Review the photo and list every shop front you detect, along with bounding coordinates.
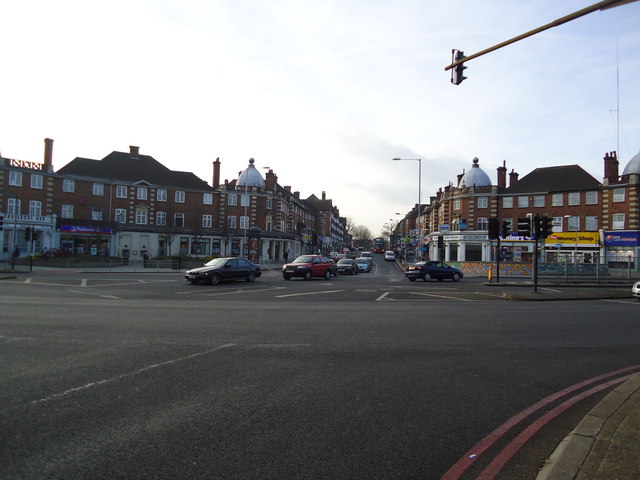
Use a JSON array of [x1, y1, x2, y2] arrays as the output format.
[[603, 231, 639, 270], [59, 225, 113, 256], [542, 231, 601, 264]]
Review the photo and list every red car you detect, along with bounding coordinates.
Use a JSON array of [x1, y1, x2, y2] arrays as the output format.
[[282, 255, 337, 280]]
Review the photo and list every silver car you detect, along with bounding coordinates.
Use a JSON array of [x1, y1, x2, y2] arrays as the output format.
[[355, 257, 372, 273], [633, 281, 640, 301]]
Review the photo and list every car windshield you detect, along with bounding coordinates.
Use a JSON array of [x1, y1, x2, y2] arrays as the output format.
[[356, 259, 367, 263], [205, 258, 230, 267], [337, 259, 352, 264], [292, 255, 316, 263]]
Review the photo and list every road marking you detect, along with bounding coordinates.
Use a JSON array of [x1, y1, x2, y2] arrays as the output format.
[[376, 292, 394, 301], [69, 290, 122, 300], [204, 286, 287, 297], [410, 292, 473, 301], [276, 289, 344, 298], [80, 279, 88, 287], [600, 298, 640, 305], [540, 287, 562, 293], [25, 278, 32, 284]]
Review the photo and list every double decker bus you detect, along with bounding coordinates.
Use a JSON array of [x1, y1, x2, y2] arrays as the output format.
[[373, 237, 386, 253]]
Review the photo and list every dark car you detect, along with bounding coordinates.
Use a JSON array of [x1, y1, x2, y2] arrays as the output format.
[[336, 258, 359, 275], [185, 257, 261, 285], [405, 261, 463, 282], [282, 254, 336, 280]]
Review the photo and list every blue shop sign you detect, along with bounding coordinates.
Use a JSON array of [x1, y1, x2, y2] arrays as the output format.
[[603, 231, 640, 247], [61, 225, 114, 235]]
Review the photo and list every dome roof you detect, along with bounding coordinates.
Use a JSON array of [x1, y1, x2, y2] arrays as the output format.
[[460, 157, 491, 188], [622, 150, 640, 176], [237, 158, 265, 188]]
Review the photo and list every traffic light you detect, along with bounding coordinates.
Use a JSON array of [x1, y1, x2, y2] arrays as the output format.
[[540, 216, 554, 238], [501, 220, 509, 237], [24, 227, 31, 241], [0, 215, 3, 231], [517, 217, 531, 237], [451, 49, 467, 85], [488, 218, 499, 239]]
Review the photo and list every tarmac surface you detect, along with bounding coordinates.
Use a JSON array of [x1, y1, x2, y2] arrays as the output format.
[[2, 262, 639, 479]]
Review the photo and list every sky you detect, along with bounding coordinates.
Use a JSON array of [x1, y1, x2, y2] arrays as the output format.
[[2, 0, 639, 236]]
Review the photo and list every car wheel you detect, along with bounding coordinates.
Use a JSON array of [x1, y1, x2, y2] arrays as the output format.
[[304, 270, 312, 281], [423, 273, 431, 282], [211, 273, 221, 285], [246, 271, 256, 282], [452, 273, 461, 282], [408, 277, 416, 282], [324, 269, 331, 280], [283, 274, 291, 280]]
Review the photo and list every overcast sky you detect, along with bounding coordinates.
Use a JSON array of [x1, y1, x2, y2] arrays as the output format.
[[2, 0, 639, 235]]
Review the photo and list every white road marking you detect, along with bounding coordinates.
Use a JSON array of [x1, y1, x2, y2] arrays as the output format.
[[68, 290, 122, 300], [376, 292, 394, 301], [600, 299, 640, 305], [276, 289, 344, 298], [410, 292, 473, 301], [25, 278, 32, 284], [80, 279, 88, 287], [204, 286, 287, 297]]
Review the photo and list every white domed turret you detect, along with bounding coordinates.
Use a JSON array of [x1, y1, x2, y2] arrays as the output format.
[[460, 157, 491, 188], [237, 158, 265, 188], [622, 150, 640, 176]]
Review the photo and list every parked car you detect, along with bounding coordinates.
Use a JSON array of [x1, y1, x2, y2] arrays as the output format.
[[336, 258, 359, 275], [384, 251, 396, 261], [282, 255, 336, 280], [633, 281, 640, 301], [405, 261, 463, 282], [185, 257, 261, 285], [355, 257, 372, 273]]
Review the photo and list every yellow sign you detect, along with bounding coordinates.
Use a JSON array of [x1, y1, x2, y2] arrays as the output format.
[[544, 232, 598, 245]]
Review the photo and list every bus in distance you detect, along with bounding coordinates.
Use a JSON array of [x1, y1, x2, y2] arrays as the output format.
[[373, 237, 386, 253]]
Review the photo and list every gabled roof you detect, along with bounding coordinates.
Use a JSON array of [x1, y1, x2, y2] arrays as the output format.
[[504, 165, 601, 194], [57, 150, 213, 191]]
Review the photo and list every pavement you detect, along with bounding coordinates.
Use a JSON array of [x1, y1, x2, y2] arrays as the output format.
[[2, 264, 639, 479]]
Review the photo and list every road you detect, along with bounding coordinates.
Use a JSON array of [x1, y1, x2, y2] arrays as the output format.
[[1, 258, 639, 479]]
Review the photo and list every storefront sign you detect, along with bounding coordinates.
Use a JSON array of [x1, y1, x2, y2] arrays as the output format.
[[439, 224, 450, 233], [444, 234, 487, 241], [60, 225, 114, 234], [603, 231, 640, 247], [544, 232, 598, 245]]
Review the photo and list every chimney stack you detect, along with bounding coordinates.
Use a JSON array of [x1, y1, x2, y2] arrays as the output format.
[[509, 169, 519, 187], [212, 157, 221, 188], [322, 191, 326, 200], [43, 138, 54, 172], [130, 146, 140, 157], [603, 151, 619, 180], [497, 160, 507, 189]]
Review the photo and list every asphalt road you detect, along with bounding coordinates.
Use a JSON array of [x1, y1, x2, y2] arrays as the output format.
[[1, 259, 639, 479]]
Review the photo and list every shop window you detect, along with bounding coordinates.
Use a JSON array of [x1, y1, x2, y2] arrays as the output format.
[[191, 239, 211, 256]]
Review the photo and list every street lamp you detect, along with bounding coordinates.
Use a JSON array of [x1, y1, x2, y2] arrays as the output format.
[[393, 158, 422, 261]]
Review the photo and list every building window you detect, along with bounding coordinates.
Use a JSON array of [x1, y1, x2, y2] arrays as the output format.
[[136, 209, 147, 225], [266, 198, 273, 209], [552, 217, 563, 232], [517, 196, 529, 208], [156, 211, 166, 226], [115, 208, 127, 223], [476, 197, 488, 208], [533, 195, 545, 207], [240, 216, 249, 229], [612, 213, 625, 230], [9, 171, 23, 186], [552, 193, 563, 206], [29, 200, 42, 217], [202, 214, 212, 228], [92, 208, 103, 221], [568, 192, 580, 206], [92, 183, 104, 196], [203, 193, 213, 205], [502, 196, 513, 208], [585, 191, 598, 205], [116, 185, 127, 198], [227, 216, 237, 228], [585, 216, 597, 230], [157, 189, 167, 201], [137, 187, 148, 200], [61, 204, 73, 219], [266, 218, 273, 231], [175, 191, 185, 203], [453, 199, 461, 210], [31, 174, 43, 189], [240, 194, 249, 207], [174, 213, 184, 227], [7, 198, 21, 215], [613, 188, 625, 202], [477, 217, 488, 231], [567, 216, 580, 231], [227, 194, 237, 206], [63, 179, 75, 193]]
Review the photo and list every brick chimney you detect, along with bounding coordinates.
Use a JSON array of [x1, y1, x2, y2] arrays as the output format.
[[497, 160, 507, 189], [265, 169, 277, 190], [130, 146, 140, 157], [43, 138, 54, 172], [603, 151, 618, 180], [322, 191, 326, 200], [509, 169, 519, 187], [212, 157, 221, 188]]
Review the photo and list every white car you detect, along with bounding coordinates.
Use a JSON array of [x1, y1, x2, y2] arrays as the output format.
[[633, 281, 640, 301], [384, 251, 396, 261], [355, 257, 372, 272]]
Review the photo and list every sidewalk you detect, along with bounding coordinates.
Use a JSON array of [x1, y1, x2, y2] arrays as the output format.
[[537, 373, 640, 480]]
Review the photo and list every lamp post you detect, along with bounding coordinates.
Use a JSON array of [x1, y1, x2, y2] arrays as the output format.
[[393, 158, 421, 262], [5, 191, 20, 269]]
